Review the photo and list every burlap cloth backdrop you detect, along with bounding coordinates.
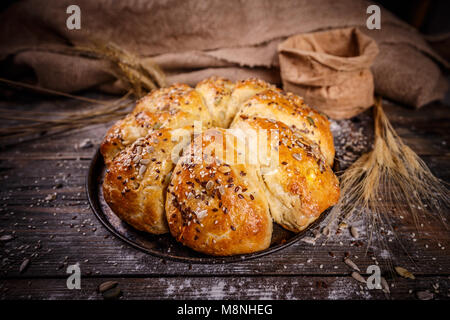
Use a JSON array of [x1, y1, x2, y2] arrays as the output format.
[[0, 0, 448, 110], [279, 28, 380, 119]]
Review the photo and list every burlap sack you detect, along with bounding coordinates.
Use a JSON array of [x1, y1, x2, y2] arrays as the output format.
[[0, 0, 447, 110], [279, 28, 379, 119]]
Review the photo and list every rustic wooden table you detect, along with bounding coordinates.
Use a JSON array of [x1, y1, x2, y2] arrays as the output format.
[[0, 93, 448, 300]]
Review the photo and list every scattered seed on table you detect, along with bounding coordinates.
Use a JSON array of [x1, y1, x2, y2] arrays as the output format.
[[351, 271, 366, 283], [381, 277, 390, 294], [0, 235, 13, 242], [102, 286, 122, 300], [98, 281, 118, 293], [395, 266, 415, 279], [416, 291, 433, 300], [350, 226, 359, 238], [344, 258, 361, 272], [19, 258, 30, 273], [79, 139, 93, 149]]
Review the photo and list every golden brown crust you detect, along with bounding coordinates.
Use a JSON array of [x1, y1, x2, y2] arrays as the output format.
[[103, 127, 193, 234], [101, 76, 340, 254], [224, 78, 275, 128], [165, 129, 272, 255], [230, 89, 335, 166], [232, 117, 340, 232], [100, 83, 212, 165], [195, 77, 235, 128]]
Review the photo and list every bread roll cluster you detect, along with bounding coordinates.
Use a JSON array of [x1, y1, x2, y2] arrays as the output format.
[[101, 77, 340, 256]]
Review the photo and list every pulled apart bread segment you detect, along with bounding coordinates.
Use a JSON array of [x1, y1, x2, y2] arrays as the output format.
[[101, 83, 212, 165], [195, 77, 274, 128], [225, 78, 275, 128], [165, 129, 273, 256], [195, 77, 235, 128], [231, 89, 335, 166], [232, 117, 340, 232], [103, 127, 193, 234]]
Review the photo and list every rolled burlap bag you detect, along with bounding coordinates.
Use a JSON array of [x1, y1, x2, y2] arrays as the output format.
[[278, 28, 379, 119]]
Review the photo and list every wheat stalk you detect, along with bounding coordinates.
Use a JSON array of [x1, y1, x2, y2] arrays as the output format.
[[327, 98, 449, 266], [71, 41, 166, 97], [0, 41, 167, 143]]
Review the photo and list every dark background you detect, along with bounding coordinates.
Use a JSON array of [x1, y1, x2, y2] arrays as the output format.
[[1, 0, 450, 34], [0, 0, 449, 34]]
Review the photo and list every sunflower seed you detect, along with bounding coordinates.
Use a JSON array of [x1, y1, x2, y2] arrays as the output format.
[[321, 227, 330, 236], [0, 235, 13, 242], [139, 165, 147, 177], [381, 277, 390, 294], [196, 209, 208, 220], [350, 226, 359, 238], [351, 271, 366, 283], [395, 266, 415, 279], [19, 258, 30, 273], [416, 290, 433, 300], [301, 236, 316, 244], [344, 258, 361, 272], [102, 286, 122, 300], [140, 158, 150, 165], [98, 281, 118, 293], [206, 180, 214, 190], [133, 155, 142, 163], [79, 139, 93, 149]]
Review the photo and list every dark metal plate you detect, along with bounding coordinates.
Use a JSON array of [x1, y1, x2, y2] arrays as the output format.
[[86, 149, 331, 264]]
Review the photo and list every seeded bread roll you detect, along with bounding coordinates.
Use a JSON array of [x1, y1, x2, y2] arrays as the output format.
[[103, 127, 193, 234], [165, 129, 272, 255], [195, 77, 235, 128], [224, 78, 274, 128], [231, 88, 335, 166], [232, 117, 340, 232], [100, 76, 340, 256], [101, 83, 212, 165]]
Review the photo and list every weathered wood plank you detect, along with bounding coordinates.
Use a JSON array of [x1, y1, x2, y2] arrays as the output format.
[[1, 275, 448, 300], [0, 96, 449, 300], [1, 187, 448, 278]]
